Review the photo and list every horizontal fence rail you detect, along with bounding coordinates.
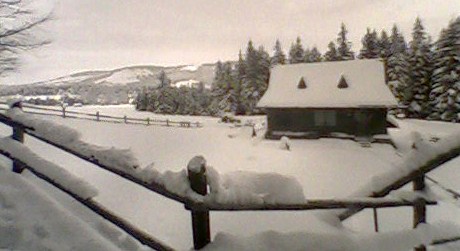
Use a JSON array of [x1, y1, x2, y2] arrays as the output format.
[[0, 102, 202, 128], [1, 103, 459, 250]]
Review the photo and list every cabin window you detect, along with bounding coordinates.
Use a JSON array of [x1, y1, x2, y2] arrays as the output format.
[[314, 111, 336, 126], [337, 75, 349, 89], [298, 77, 307, 89]]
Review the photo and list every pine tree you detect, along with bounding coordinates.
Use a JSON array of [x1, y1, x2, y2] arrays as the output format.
[[359, 28, 380, 59], [288, 37, 305, 64], [336, 23, 354, 60], [386, 24, 410, 107], [157, 70, 171, 88], [210, 61, 235, 113], [389, 24, 408, 56], [407, 17, 433, 118], [387, 52, 411, 105], [241, 41, 270, 114], [271, 39, 286, 65], [379, 30, 392, 59], [429, 17, 460, 121], [304, 47, 322, 63], [324, 41, 339, 61], [306, 46, 322, 62], [234, 50, 246, 114]]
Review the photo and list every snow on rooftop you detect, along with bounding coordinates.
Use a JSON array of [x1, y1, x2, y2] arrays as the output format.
[[257, 59, 398, 108]]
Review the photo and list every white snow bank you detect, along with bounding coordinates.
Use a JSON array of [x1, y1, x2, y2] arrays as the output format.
[[0, 165, 128, 251], [0, 137, 98, 199], [205, 166, 306, 205], [180, 65, 198, 72], [7, 108, 140, 174], [354, 130, 460, 198], [203, 222, 460, 251]]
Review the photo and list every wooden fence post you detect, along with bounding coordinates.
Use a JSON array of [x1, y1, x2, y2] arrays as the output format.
[[124, 115, 127, 124], [187, 156, 210, 250], [166, 119, 169, 127], [146, 117, 150, 126], [96, 111, 100, 121], [413, 175, 426, 251], [10, 101, 25, 173], [373, 208, 379, 232], [62, 105, 66, 118]]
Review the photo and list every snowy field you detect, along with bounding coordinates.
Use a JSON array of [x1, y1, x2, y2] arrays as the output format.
[[1, 105, 460, 250]]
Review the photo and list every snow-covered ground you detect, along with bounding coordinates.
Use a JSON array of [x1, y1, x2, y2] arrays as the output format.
[[1, 105, 460, 250]]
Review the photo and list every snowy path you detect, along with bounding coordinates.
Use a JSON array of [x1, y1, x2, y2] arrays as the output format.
[[1, 105, 460, 250]]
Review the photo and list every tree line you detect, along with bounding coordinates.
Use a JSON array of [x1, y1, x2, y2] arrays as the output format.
[[136, 16, 460, 121]]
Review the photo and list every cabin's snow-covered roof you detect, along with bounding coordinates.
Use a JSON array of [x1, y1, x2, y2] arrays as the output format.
[[257, 59, 398, 108]]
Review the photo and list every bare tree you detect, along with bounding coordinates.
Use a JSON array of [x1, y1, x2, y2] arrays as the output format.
[[0, 0, 52, 76]]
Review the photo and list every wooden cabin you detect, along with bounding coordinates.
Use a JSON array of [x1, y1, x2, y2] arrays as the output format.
[[257, 59, 398, 139]]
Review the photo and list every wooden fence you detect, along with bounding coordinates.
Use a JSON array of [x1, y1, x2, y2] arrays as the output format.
[[0, 102, 201, 128], [1, 103, 459, 250]]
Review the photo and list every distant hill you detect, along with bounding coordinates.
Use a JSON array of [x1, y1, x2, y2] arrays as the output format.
[[0, 64, 216, 105]]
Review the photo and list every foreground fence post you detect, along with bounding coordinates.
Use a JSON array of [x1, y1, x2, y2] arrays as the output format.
[[123, 115, 128, 124], [146, 117, 150, 126], [373, 208, 379, 232], [413, 175, 426, 251], [166, 119, 170, 127], [62, 105, 66, 118], [10, 101, 25, 173], [187, 156, 210, 250], [96, 111, 100, 121]]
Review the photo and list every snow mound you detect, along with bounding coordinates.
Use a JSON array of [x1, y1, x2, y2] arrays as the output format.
[[0, 163, 145, 250], [203, 222, 460, 251], [0, 137, 98, 199], [180, 65, 198, 72], [6, 108, 140, 174], [205, 166, 306, 205]]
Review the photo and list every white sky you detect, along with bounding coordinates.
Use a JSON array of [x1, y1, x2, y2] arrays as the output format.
[[2, 0, 459, 85]]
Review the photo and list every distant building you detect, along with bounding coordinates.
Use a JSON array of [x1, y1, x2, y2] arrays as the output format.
[[257, 59, 398, 139]]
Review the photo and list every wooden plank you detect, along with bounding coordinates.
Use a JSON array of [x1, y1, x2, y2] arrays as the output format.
[[186, 199, 436, 212]]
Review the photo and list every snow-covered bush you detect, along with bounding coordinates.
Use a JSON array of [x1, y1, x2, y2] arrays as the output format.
[[279, 136, 291, 151]]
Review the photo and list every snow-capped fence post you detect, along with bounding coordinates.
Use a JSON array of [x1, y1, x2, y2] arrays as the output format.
[[96, 111, 100, 121], [10, 101, 25, 173], [187, 156, 210, 250], [413, 174, 427, 251], [62, 106, 66, 118], [123, 115, 127, 124]]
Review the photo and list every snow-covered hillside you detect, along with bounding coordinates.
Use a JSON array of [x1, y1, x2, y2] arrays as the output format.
[[0, 64, 216, 105], [1, 105, 460, 250]]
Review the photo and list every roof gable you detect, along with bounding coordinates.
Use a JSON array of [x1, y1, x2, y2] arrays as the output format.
[[257, 59, 398, 108]]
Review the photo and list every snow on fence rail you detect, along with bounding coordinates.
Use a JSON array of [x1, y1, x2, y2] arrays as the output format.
[[0, 101, 202, 128], [1, 103, 459, 250]]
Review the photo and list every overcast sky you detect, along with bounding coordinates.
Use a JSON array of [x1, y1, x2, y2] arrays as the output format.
[[2, 0, 460, 85]]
